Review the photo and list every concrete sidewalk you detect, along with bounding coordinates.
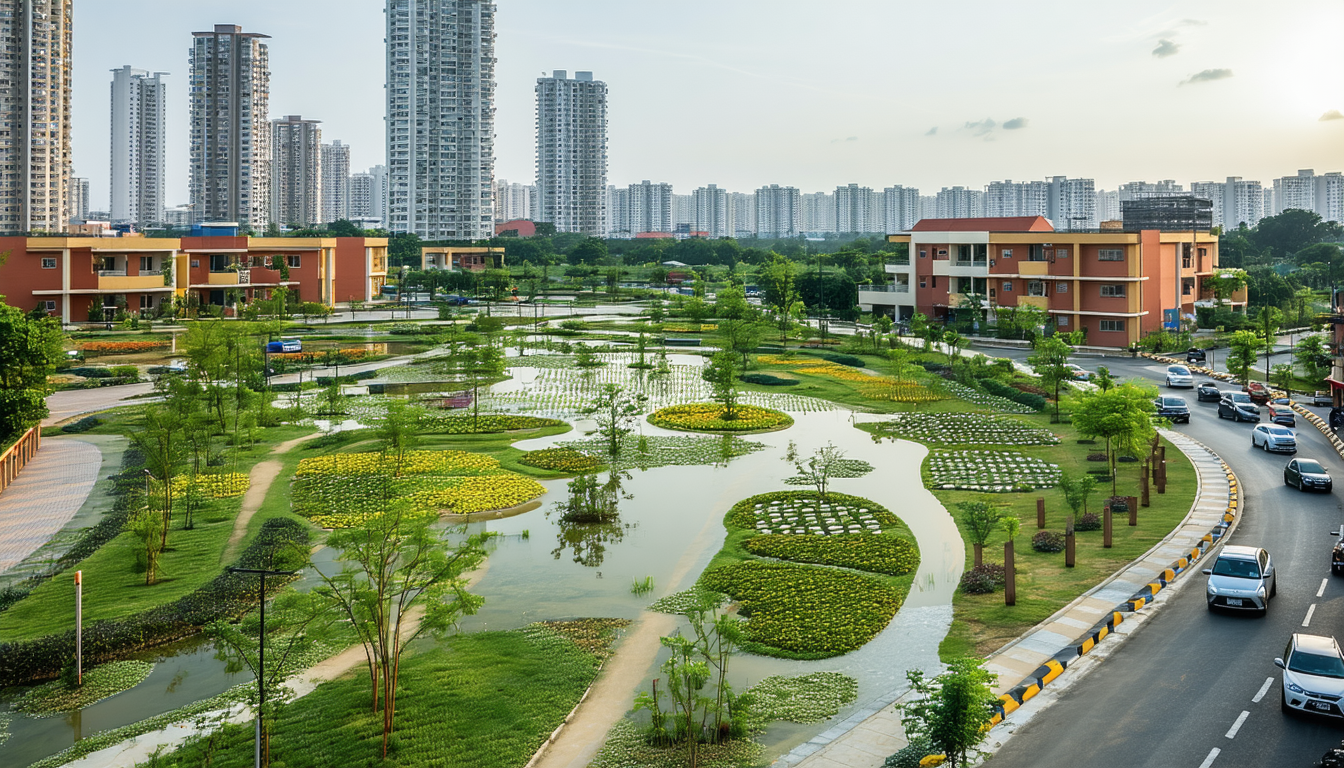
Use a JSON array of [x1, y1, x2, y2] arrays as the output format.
[[0, 437, 103, 574], [779, 430, 1234, 767]]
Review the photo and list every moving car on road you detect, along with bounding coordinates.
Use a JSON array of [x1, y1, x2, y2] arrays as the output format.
[[1186, 347, 1207, 365], [1246, 381, 1272, 404], [1252, 424, 1297, 453], [1165, 365, 1195, 388], [1205, 545, 1275, 614], [1276, 634, 1344, 717], [1284, 458, 1332, 493], [1332, 530, 1344, 575], [1153, 396, 1191, 424], [1219, 392, 1261, 422], [1196, 381, 1222, 402], [1267, 403, 1297, 427]]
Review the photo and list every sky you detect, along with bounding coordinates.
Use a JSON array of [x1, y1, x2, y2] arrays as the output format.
[[75, 0, 1344, 211]]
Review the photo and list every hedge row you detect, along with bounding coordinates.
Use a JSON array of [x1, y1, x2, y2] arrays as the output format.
[[0, 518, 310, 686], [741, 373, 800, 387], [978, 377, 1047, 411]]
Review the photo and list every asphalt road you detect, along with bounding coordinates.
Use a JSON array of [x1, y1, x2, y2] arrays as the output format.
[[982, 354, 1344, 768]]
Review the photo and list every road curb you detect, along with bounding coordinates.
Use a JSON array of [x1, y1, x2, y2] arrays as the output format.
[[1290, 403, 1344, 459]]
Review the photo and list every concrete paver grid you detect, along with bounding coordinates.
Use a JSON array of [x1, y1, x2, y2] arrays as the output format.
[[0, 438, 102, 574]]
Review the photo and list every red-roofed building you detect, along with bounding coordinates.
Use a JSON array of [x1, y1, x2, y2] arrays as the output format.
[[495, 219, 537, 237], [908, 216, 1054, 233]]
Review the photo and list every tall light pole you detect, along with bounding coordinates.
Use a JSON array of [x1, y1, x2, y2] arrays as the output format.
[[228, 566, 297, 768]]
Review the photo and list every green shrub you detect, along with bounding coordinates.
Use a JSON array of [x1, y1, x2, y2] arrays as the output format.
[[740, 373, 800, 387], [885, 737, 936, 768], [819, 353, 865, 367], [1032, 531, 1066, 553], [109, 365, 139, 379], [60, 416, 101, 434], [743, 534, 919, 576], [959, 563, 1006, 594], [978, 377, 1047, 411]]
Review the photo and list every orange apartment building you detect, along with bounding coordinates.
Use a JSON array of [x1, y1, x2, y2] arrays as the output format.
[[0, 232, 388, 323], [420, 246, 505, 272], [862, 217, 1247, 348]]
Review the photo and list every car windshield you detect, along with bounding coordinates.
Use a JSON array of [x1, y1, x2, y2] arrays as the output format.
[[1268, 428, 1293, 437], [1290, 651, 1344, 679], [1212, 557, 1261, 579], [1230, 393, 1252, 404], [1170, 367, 1190, 375], [1299, 460, 1327, 474], [1162, 398, 1186, 406]]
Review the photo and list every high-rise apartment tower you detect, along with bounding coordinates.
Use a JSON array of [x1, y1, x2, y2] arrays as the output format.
[[535, 70, 607, 235], [271, 115, 322, 228], [321, 140, 350, 223], [110, 67, 167, 228]]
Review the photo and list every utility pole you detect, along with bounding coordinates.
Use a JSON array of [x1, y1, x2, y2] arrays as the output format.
[[74, 570, 82, 685], [228, 566, 297, 768]]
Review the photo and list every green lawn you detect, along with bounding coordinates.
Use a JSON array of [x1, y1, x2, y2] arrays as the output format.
[[139, 624, 613, 768]]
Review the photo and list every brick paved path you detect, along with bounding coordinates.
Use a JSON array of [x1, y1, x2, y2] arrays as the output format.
[[0, 438, 102, 574]]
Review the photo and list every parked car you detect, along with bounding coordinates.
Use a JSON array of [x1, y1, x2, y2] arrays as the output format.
[[1064, 363, 1092, 381], [1186, 348, 1207, 365], [1253, 424, 1298, 453], [1276, 634, 1344, 717], [1285, 458, 1333, 493], [1219, 392, 1261, 422], [1314, 391, 1335, 407], [1247, 381, 1272, 404], [1154, 396, 1191, 424], [1204, 545, 1275, 613], [1332, 529, 1344, 575], [1197, 382, 1223, 402], [266, 338, 302, 354], [1166, 365, 1195, 388], [1268, 404, 1297, 427]]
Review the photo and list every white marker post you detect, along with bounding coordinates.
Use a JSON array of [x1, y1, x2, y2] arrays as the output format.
[[75, 570, 82, 685]]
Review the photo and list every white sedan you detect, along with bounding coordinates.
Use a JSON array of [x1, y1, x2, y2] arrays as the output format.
[[1165, 365, 1195, 388], [1252, 424, 1297, 453]]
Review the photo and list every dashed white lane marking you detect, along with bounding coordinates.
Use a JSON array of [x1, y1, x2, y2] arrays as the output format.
[[1198, 747, 1221, 768], [1319, 578, 1329, 598], [1253, 677, 1275, 703], [1304, 604, 1317, 628], [1225, 710, 1250, 739]]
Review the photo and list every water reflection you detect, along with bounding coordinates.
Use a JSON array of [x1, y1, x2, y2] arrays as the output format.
[[549, 468, 634, 567]]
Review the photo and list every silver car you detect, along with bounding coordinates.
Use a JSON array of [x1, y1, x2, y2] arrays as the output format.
[[1276, 634, 1344, 718], [1252, 424, 1298, 454], [1204, 545, 1276, 613], [1165, 365, 1195, 388]]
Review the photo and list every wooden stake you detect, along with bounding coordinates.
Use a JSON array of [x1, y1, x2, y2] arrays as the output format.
[[1065, 516, 1076, 568], [1037, 497, 1046, 529], [1005, 541, 1017, 607], [1104, 503, 1113, 548]]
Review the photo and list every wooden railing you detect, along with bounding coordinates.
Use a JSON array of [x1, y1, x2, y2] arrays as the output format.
[[0, 427, 41, 494]]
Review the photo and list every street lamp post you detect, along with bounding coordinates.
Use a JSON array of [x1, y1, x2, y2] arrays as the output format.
[[228, 567, 297, 768]]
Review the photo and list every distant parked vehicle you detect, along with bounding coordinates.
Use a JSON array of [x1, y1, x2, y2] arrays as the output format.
[[1252, 424, 1297, 453], [1196, 382, 1222, 402], [1186, 348, 1207, 365], [1064, 363, 1092, 381]]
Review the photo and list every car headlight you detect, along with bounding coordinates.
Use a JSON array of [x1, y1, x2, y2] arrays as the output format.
[[1289, 682, 1305, 694], [1257, 585, 1267, 597], [1208, 583, 1218, 595]]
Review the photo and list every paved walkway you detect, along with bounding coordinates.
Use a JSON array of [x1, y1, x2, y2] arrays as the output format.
[[781, 430, 1232, 767], [0, 438, 103, 574], [43, 383, 156, 426]]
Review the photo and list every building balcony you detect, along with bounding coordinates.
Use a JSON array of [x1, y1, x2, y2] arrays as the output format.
[[859, 284, 910, 295], [1018, 261, 1050, 276], [98, 274, 165, 292], [1018, 296, 1049, 310], [207, 269, 250, 286]]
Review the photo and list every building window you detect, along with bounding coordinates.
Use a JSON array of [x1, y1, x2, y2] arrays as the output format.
[[919, 249, 927, 258], [139, 295, 152, 309], [1028, 245, 1047, 262], [140, 256, 154, 271], [919, 279, 927, 289], [1100, 284, 1127, 297], [1027, 281, 1046, 297], [1100, 319, 1125, 332], [287, 254, 302, 268], [1056, 282, 1069, 293], [1055, 248, 1070, 258], [1057, 315, 1069, 326], [40, 257, 56, 269], [1098, 249, 1124, 262], [1198, 247, 1208, 258], [191, 260, 200, 268], [44, 301, 55, 312], [1001, 249, 1013, 259], [1002, 281, 1013, 292]]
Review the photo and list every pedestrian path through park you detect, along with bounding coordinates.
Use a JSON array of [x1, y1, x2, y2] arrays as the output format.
[[0, 437, 102, 575]]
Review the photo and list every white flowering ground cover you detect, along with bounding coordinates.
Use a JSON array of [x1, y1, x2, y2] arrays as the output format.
[[874, 412, 1059, 446], [941, 380, 1037, 414], [927, 449, 1061, 492], [557, 434, 765, 470], [746, 498, 888, 536], [784, 459, 874, 486]]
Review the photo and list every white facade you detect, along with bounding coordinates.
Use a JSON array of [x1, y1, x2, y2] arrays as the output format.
[[672, 194, 694, 228], [1096, 189, 1121, 223], [802, 192, 835, 234], [935, 186, 984, 219], [162, 205, 192, 229], [1190, 181, 1225, 227], [1316, 172, 1343, 224], [69, 177, 89, 223], [755, 185, 802, 238], [493, 178, 534, 223], [0, 0, 72, 232], [110, 66, 167, 228], [1047, 176, 1096, 231], [271, 115, 322, 228], [535, 70, 607, 235], [834, 184, 883, 233], [607, 185, 631, 237], [693, 185, 731, 239], [983, 180, 1049, 219], [1274, 169, 1316, 215], [386, 0, 496, 239], [1118, 180, 1183, 201], [883, 185, 920, 233], [731, 192, 756, 238], [625, 181, 672, 234], [321, 140, 350, 223], [189, 25, 271, 229], [1223, 177, 1265, 229]]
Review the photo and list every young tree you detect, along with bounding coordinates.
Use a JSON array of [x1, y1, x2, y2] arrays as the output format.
[[584, 383, 648, 457], [1092, 365, 1115, 392], [1209, 268, 1249, 307], [1257, 306, 1284, 381], [910, 312, 933, 351], [1070, 383, 1158, 495], [942, 329, 965, 365], [1225, 330, 1265, 387], [1272, 362, 1297, 397], [459, 338, 505, 430], [313, 499, 489, 759], [378, 399, 422, 476], [1057, 472, 1098, 522], [1295, 334, 1332, 385], [0, 298, 64, 439], [897, 658, 999, 768], [133, 406, 187, 549], [701, 350, 740, 419], [783, 440, 850, 501], [1028, 335, 1075, 422], [957, 500, 1003, 567], [720, 318, 766, 371]]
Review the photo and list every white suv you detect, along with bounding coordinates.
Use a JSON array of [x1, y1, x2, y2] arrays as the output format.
[[1277, 634, 1344, 718], [1165, 365, 1194, 388]]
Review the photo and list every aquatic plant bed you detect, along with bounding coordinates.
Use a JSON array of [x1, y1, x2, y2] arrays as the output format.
[[292, 450, 545, 527], [519, 447, 607, 473], [417, 413, 565, 434], [743, 534, 919, 576], [12, 660, 153, 716], [872, 412, 1060, 446], [699, 561, 902, 658], [117, 621, 624, 768], [941, 380, 1038, 414], [726, 491, 901, 535], [648, 404, 793, 433], [927, 450, 1061, 491], [556, 434, 766, 470], [758, 355, 943, 404], [648, 586, 729, 615], [785, 458, 873, 485]]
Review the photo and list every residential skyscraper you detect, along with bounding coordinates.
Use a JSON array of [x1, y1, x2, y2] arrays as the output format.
[[626, 181, 673, 234], [386, 0, 496, 238], [883, 186, 921, 233], [110, 66, 167, 228], [350, 172, 378, 221], [693, 185, 731, 239], [835, 184, 882, 233], [321, 140, 350, 223], [983, 180, 1049, 219], [730, 192, 756, 238], [271, 115, 322, 228], [1047, 176, 1097, 231], [1190, 181, 1225, 227], [802, 192, 835, 234], [367, 164, 389, 227], [189, 24, 271, 229], [1273, 170, 1316, 215], [1118, 180, 1183, 201], [672, 194, 694, 228], [69, 177, 89, 223], [935, 186, 984, 219], [535, 70, 607, 235], [755, 185, 802, 238], [0, 0, 72, 232], [1223, 177, 1265, 229], [493, 179, 534, 223], [607, 185, 631, 237], [1096, 189, 1121, 223], [1316, 172, 1343, 224]]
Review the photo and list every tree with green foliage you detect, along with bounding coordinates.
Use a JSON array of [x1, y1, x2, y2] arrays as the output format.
[[1252, 209, 1344, 259], [1256, 306, 1284, 381], [133, 405, 186, 550], [683, 296, 713, 324], [1295, 334, 1332, 385], [897, 658, 999, 768], [1093, 366, 1115, 392], [128, 506, 166, 586], [0, 297, 63, 440], [1057, 472, 1098, 522], [1225, 330, 1264, 387], [1069, 383, 1158, 495], [1027, 335, 1074, 422], [942, 329, 965, 366], [957, 500, 1002, 567], [1208, 268, 1248, 307], [635, 608, 744, 759], [910, 312, 933, 351], [312, 500, 489, 759], [1272, 362, 1297, 397], [460, 339, 505, 431], [782, 440, 849, 501], [378, 399, 422, 476], [1295, 243, 1344, 289], [584, 383, 648, 457], [568, 237, 609, 265], [701, 350, 740, 419]]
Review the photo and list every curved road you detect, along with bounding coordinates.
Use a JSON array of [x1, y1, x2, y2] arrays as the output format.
[[984, 353, 1344, 768]]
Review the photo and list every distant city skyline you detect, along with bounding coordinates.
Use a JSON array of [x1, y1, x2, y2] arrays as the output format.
[[71, 1, 1343, 216]]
